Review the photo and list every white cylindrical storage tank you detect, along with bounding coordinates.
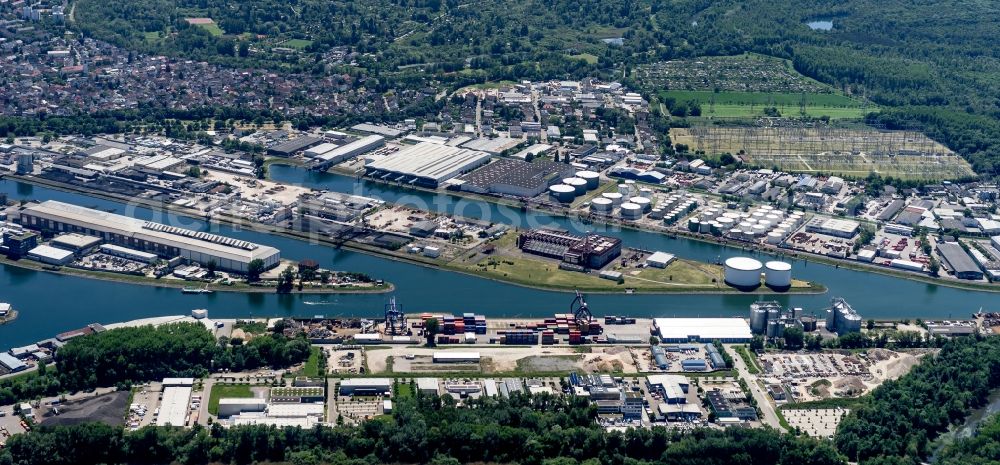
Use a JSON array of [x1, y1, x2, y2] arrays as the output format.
[[638, 188, 653, 199], [739, 221, 754, 230], [723, 212, 741, 220], [620, 202, 642, 220], [717, 217, 735, 229], [728, 228, 742, 239], [757, 220, 773, 230], [751, 211, 766, 221], [773, 228, 788, 238], [649, 208, 664, 220], [618, 184, 630, 195], [603, 192, 624, 206], [576, 170, 600, 190], [724, 257, 763, 288], [751, 224, 767, 236], [563, 177, 588, 194], [699, 220, 711, 233], [590, 197, 613, 213], [688, 217, 701, 232], [709, 221, 722, 236], [759, 205, 773, 212], [766, 214, 781, 223], [549, 184, 576, 203], [764, 261, 793, 288], [766, 232, 783, 244], [631, 196, 652, 213]]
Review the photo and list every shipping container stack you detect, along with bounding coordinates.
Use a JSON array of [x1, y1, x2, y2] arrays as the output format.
[[437, 335, 461, 344], [569, 329, 582, 344], [541, 330, 555, 345], [604, 315, 636, 325], [498, 330, 539, 345], [463, 313, 487, 334]]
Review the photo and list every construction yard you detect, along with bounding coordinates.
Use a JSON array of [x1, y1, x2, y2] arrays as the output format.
[[759, 349, 926, 403], [671, 126, 974, 180]]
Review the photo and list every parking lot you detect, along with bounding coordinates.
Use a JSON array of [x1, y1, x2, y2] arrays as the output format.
[[127, 383, 163, 429], [783, 408, 850, 439]]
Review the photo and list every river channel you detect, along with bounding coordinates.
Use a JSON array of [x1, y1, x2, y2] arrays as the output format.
[[0, 167, 995, 347]]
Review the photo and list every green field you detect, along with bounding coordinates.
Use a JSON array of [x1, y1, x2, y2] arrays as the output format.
[[566, 53, 599, 64], [196, 23, 225, 37], [208, 384, 254, 415], [283, 39, 314, 50], [299, 347, 322, 377], [660, 90, 872, 119]]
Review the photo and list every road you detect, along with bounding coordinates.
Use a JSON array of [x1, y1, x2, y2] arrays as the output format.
[[726, 345, 785, 430]]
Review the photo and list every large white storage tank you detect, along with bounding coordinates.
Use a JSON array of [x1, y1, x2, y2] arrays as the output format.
[[724, 257, 763, 288], [590, 197, 613, 213], [549, 184, 576, 203], [602, 192, 624, 206], [576, 171, 600, 189], [764, 261, 793, 288], [563, 177, 588, 195], [620, 202, 642, 220], [630, 196, 652, 213]]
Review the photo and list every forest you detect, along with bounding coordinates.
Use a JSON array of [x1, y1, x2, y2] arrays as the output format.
[[0, 390, 846, 465], [0, 323, 310, 405], [834, 336, 1000, 464], [934, 412, 1000, 465]]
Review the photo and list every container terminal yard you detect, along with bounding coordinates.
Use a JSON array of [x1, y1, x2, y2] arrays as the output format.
[[0, 292, 983, 440]]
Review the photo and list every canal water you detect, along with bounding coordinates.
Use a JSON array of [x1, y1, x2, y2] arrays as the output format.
[[0, 169, 995, 348]]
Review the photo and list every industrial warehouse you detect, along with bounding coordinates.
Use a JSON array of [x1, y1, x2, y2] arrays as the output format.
[[652, 318, 753, 343], [455, 158, 576, 198], [19, 200, 281, 273], [364, 142, 491, 188], [517, 229, 622, 269]]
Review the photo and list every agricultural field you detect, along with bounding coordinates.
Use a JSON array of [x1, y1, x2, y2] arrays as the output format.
[[659, 90, 873, 119], [671, 126, 976, 180]]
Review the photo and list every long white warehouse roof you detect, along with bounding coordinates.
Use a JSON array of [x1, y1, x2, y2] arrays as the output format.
[[367, 142, 490, 182], [315, 135, 385, 162], [654, 318, 753, 341], [21, 201, 279, 265]]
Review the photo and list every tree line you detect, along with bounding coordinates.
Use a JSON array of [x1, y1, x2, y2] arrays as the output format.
[[0, 322, 310, 406]]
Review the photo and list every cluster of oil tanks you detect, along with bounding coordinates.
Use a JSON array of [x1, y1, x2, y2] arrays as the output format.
[[549, 170, 601, 202], [656, 194, 698, 224], [688, 205, 805, 243], [723, 257, 793, 289], [589, 182, 680, 221]]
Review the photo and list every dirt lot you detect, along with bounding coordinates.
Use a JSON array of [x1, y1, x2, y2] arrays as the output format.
[[367, 345, 639, 374], [39, 391, 129, 428], [761, 349, 926, 402]]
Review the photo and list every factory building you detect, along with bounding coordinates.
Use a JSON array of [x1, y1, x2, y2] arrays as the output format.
[[645, 251, 676, 269], [936, 242, 984, 280], [268, 136, 323, 156], [704, 343, 726, 369], [653, 318, 752, 343], [339, 378, 393, 396], [0, 353, 27, 373], [825, 298, 862, 336], [365, 142, 491, 188], [646, 374, 690, 404], [157, 378, 194, 427], [50, 233, 102, 255], [517, 229, 622, 269], [20, 201, 280, 273], [27, 244, 74, 265], [309, 135, 386, 170], [416, 378, 440, 395], [456, 158, 575, 198], [805, 217, 860, 238]]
